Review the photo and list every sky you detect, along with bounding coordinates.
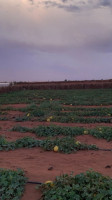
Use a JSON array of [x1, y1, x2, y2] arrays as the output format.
[[0, 0, 112, 82]]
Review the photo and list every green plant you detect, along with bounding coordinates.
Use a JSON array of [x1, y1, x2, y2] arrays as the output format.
[[38, 170, 112, 200], [51, 116, 112, 123], [11, 125, 85, 137], [0, 89, 112, 105], [0, 135, 98, 153], [90, 127, 112, 141], [11, 125, 112, 141], [14, 115, 32, 122], [0, 168, 27, 200], [0, 117, 8, 121], [42, 137, 98, 153], [0, 135, 41, 151]]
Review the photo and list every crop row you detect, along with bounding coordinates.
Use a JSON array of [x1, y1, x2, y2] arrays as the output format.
[[0, 135, 98, 153], [0, 113, 112, 124], [1, 102, 112, 117], [18, 102, 112, 116], [39, 170, 112, 200], [0, 168, 27, 200], [14, 115, 112, 123], [0, 169, 112, 200], [12, 125, 112, 141], [1, 113, 111, 123], [1, 168, 112, 200], [0, 89, 112, 105]]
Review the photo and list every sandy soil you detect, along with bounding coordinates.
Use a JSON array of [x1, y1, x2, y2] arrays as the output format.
[[1, 104, 28, 108], [0, 104, 112, 200], [0, 147, 112, 200]]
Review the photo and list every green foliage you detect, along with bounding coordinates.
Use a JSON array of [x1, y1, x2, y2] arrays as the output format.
[[31, 109, 45, 117], [63, 107, 112, 116], [90, 127, 112, 141], [14, 106, 112, 123], [38, 170, 112, 200], [51, 116, 112, 123], [12, 125, 30, 133], [0, 111, 7, 115], [15, 101, 112, 123], [42, 137, 98, 153], [14, 115, 112, 123], [39, 101, 62, 111], [19, 103, 37, 112], [35, 125, 84, 137], [14, 115, 32, 122], [18, 101, 62, 118], [57, 108, 112, 117], [0, 90, 112, 124], [0, 135, 41, 151], [11, 125, 112, 141], [0, 117, 8, 121], [0, 168, 27, 200], [0, 135, 98, 153], [19, 104, 45, 116], [0, 89, 112, 105], [11, 125, 85, 137]]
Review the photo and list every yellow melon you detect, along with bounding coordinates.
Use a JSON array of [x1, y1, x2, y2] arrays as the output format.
[[84, 130, 88, 135], [75, 141, 81, 145], [45, 181, 54, 187], [47, 118, 50, 122], [53, 146, 59, 152]]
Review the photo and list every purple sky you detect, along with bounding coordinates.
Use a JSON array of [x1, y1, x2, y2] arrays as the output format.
[[0, 0, 112, 82]]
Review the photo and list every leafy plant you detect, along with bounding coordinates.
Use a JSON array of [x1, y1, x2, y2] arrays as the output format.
[[14, 115, 32, 122], [11, 125, 112, 141], [0, 168, 27, 200], [38, 170, 112, 200], [90, 126, 112, 141], [0, 135, 98, 153], [0, 89, 112, 105], [11, 125, 85, 137], [0, 135, 41, 151], [42, 136, 98, 153]]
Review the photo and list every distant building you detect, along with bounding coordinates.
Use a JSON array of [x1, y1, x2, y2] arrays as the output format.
[[0, 82, 10, 87]]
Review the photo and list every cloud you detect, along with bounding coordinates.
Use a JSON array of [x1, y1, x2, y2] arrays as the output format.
[[99, 0, 112, 7], [26, 0, 112, 13], [42, 0, 112, 12], [62, 4, 80, 12], [28, 0, 34, 5], [86, 35, 112, 53], [42, 0, 81, 12], [2, 29, 112, 56], [61, 0, 68, 2], [1, 1, 112, 54]]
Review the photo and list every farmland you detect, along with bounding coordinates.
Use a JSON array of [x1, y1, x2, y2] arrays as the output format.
[[0, 88, 112, 199]]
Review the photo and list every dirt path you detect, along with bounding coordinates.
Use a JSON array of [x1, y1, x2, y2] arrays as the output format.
[[0, 148, 112, 200]]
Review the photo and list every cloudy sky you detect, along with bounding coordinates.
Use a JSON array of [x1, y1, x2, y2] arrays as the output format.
[[0, 0, 112, 82]]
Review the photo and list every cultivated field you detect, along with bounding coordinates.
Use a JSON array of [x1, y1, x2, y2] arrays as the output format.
[[0, 88, 112, 200]]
